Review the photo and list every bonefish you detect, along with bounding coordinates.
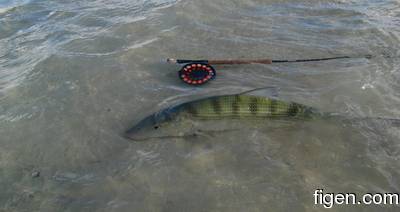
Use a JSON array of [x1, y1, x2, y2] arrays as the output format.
[[125, 90, 333, 141], [125, 90, 400, 141]]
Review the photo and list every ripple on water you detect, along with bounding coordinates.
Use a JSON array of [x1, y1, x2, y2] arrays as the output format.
[[1, 0, 400, 211], [0, 0, 31, 14], [0, 0, 179, 93]]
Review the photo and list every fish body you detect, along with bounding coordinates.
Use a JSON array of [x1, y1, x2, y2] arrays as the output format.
[[126, 94, 323, 141], [177, 95, 317, 119]]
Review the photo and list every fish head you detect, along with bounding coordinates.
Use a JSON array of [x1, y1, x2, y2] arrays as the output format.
[[125, 108, 186, 141]]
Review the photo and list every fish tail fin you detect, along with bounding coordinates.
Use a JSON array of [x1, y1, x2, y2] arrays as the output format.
[[319, 113, 400, 127], [339, 116, 400, 127], [362, 117, 400, 127]]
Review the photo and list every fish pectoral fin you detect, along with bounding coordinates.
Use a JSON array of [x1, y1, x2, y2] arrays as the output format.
[[186, 128, 240, 138]]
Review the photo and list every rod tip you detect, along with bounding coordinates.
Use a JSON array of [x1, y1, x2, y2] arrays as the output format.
[[166, 58, 177, 64]]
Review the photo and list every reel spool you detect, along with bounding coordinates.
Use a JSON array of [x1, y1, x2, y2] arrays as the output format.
[[178, 63, 216, 85]]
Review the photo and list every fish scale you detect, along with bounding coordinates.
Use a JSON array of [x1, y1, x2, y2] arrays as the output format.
[[180, 95, 314, 119]]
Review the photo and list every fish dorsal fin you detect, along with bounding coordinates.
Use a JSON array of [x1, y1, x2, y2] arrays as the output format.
[[237, 86, 279, 98]]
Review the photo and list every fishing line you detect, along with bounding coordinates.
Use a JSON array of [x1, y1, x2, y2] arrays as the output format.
[[167, 55, 373, 85]]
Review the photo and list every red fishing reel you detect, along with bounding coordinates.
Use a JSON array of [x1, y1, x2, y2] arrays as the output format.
[[178, 63, 216, 85]]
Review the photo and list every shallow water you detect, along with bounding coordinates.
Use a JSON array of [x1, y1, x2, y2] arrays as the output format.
[[1, 0, 400, 211]]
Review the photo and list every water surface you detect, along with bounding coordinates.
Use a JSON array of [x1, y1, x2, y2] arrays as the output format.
[[1, 0, 400, 211]]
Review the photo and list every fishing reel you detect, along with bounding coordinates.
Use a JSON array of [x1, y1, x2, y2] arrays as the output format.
[[178, 63, 216, 85], [168, 55, 361, 86]]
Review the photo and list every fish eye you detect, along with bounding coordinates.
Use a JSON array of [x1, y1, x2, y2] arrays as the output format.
[[153, 125, 159, 130]]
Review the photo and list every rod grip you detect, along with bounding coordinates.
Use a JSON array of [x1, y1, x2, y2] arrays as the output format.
[[208, 59, 272, 65]]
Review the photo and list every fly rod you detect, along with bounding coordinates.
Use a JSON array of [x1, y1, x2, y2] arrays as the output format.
[[167, 55, 373, 85]]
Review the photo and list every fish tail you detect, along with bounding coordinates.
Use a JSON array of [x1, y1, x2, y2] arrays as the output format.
[[359, 117, 400, 127], [324, 113, 400, 127]]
